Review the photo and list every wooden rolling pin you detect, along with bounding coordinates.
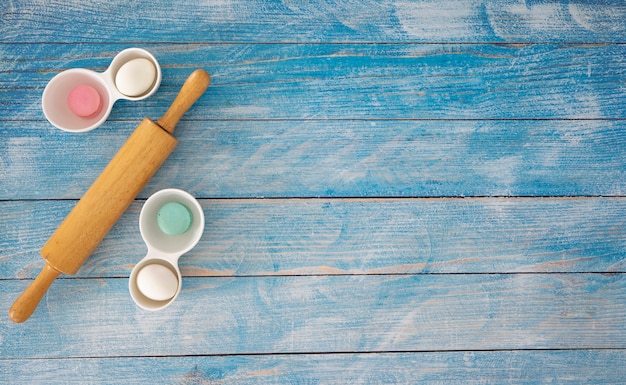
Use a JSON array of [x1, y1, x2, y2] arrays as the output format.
[[9, 69, 211, 323]]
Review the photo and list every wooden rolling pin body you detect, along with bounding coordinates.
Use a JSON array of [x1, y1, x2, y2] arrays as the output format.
[[43, 119, 177, 273], [9, 69, 210, 323]]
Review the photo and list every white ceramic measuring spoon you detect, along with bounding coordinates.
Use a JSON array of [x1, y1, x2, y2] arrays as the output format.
[[42, 47, 161, 133], [129, 189, 205, 311]]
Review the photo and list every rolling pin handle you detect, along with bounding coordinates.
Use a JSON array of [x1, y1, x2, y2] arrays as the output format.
[[157, 69, 211, 134], [9, 263, 61, 323]]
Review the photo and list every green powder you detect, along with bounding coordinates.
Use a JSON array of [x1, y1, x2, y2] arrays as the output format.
[[157, 202, 192, 236]]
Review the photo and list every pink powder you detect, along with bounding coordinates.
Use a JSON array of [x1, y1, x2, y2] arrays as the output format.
[[67, 84, 102, 118]]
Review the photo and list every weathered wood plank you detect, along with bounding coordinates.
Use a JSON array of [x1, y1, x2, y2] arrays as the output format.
[[1, 119, 624, 200], [1, 198, 625, 280], [1, 273, 624, 358], [2, 350, 626, 384], [1, 43, 626, 120], [2, 1, 625, 43], [2, 0, 625, 383]]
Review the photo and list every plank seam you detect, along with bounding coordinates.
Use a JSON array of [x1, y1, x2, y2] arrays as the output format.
[[2, 347, 625, 362]]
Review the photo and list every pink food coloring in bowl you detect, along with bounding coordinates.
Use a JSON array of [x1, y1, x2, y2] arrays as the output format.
[[67, 84, 102, 118]]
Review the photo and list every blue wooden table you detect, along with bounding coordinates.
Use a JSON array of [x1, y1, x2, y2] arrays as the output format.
[[2, 1, 626, 383]]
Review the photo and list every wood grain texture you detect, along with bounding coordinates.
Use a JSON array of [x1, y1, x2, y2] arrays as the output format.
[[2, 43, 626, 120], [2, 351, 626, 384], [1, 198, 625, 280], [1, 274, 625, 358], [2, 1, 625, 43], [1, 119, 625, 199], [1, 0, 625, 383]]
